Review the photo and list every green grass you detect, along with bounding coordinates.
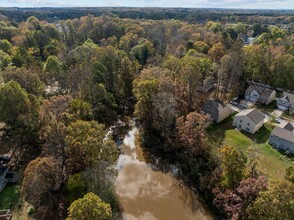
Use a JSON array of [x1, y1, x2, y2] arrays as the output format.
[[207, 116, 293, 179], [206, 114, 235, 145], [223, 129, 293, 179], [0, 183, 20, 210], [240, 122, 274, 144]]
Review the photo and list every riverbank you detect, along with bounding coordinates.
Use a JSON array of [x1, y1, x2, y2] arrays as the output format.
[[114, 122, 212, 219]]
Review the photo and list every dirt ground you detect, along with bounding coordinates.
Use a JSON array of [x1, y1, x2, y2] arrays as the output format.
[[12, 201, 35, 220]]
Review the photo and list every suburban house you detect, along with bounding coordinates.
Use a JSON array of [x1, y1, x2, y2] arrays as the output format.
[[0, 165, 17, 193], [0, 155, 18, 193], [202, 99, 231, 123], [243, 36, 255, 45], [0, 166, 8, 193], [277, 92, 294, 113], [245, 84, 276, 105], [233, 109, 265, 134], [269, 122, 294, 154]]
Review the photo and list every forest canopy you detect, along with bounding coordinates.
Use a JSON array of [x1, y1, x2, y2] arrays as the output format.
[[0, 8, 293, 220]]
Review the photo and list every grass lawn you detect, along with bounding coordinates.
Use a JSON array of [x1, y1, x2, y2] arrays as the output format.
[[240, 122, 274, 144], [206, 114, 235, 146], [207, 116, 293, 179], [224, 129, 293, 179], [0, 183, 20, 210]]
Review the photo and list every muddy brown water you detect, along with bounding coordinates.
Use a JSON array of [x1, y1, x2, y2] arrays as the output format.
[[115, 126, 212, 220]]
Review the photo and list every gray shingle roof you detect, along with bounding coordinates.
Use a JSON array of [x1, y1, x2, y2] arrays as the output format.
[[236, 109, 265, 124], [271, 126, 294, 143], [283, 92, 294, 105], [246, 84, 275, 100], [283, 122, 294, 131], [202, 99, 230, 120]]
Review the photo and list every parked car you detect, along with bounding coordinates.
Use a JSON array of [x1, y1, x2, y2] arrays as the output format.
[[229, 101, 239, 105], [275, 118, 281, 124]]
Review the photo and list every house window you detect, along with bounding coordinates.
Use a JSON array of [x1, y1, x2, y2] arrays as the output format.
[[247, 123, 250, 126], [240, 120, 242, 123], [246, 128, 250, 131]]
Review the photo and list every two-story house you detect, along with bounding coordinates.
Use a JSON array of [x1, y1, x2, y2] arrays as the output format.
[[233, 109, 265, 134], [269, 122, 294, 154], [202, 99, 232, 123], [277, 92, 294, 113], [245, 84, 276, 105]]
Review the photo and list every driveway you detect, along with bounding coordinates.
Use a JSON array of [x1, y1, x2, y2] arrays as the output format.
[[271, 109, 283, 118], [227, 103, 242, 113]]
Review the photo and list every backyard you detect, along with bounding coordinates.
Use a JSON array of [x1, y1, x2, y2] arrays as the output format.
[[0, 184, 20, 210], [207, 117, 294, 179]]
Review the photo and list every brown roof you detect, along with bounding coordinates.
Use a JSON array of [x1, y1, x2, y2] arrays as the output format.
[[271, 126, 294, 143], [246, 84, 275, 100], [236, 109, 265, 124]]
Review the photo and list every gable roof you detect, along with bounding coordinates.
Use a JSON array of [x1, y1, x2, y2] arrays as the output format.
[[283, 92, 294, 105], [271, 126, 294, 143], [282, 122, 294, 131], [235, 109, 265, 124], [246, 84, 275, 100], [202, 99, 230, 117]]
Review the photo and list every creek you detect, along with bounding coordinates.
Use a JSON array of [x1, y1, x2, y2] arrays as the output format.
[[114, 122, 212, 220]]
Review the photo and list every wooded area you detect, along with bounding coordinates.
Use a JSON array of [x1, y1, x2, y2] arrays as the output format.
[[0, 8, 293, 219]]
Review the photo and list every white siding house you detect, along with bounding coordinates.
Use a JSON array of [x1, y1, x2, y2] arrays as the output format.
[[277, 92, 294, 113], [233, 109, 265, 134]]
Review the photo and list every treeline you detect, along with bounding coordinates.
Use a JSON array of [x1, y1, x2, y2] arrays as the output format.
[[0, 13, 293, 219], [1, 7, 294, 24]]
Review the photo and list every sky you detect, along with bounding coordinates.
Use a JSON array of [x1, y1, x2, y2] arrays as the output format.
[[0, 0, 294, 9]]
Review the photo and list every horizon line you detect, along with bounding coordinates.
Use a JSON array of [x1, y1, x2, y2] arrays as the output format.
[[0, 6, 294, 10]]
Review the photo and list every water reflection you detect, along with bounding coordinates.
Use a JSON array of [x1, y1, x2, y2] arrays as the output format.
[[115, 126, 211, 220]]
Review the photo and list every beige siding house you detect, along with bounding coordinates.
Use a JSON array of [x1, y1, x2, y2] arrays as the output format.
[[245, 84, 276, 105], [233, 109, 265, 134], [202, 99, 232, 123]]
